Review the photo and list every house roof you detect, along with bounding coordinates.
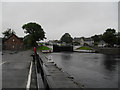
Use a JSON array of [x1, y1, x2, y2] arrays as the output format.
[[73, 37, 81, 41], [19, 37, 24, 41], [5, 33, 23, 42], [84, 38, 93, 41], [73, 37, 93, 41]]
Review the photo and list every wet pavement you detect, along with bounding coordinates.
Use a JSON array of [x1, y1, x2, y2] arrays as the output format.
[[46, 52, 119, 88], [38, 52, 82, 88], [0, 39, 1, 89], [2, 50, 33, 88]]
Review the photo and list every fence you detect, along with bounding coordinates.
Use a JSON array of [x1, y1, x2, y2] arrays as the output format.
[[34, 53, 57, 90]]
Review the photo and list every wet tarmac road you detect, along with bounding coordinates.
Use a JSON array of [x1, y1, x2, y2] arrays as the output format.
[[2, 50, 32, 88]]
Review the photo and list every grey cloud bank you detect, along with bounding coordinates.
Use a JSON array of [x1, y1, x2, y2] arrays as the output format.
[[2, 2, 118, 41]]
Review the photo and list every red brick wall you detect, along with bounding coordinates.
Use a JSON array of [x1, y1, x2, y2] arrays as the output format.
[[5, 35, 24, 50]]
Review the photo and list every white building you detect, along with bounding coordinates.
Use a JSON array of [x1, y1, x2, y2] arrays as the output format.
[[83, 38, 94, 46], [98, 40, 107, 47], [73, 37, 94, 46]]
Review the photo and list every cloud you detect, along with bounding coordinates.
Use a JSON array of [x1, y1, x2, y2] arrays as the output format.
[[2, 2, 118, 40]]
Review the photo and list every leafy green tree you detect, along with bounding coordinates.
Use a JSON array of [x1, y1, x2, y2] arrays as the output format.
[[91, 34, 102, 42], [23, 35, 33, 48], [54, 40, 59, 43], [102, 28, 116, 47], [116, 32, 120, 46], [22, 22, 46, 47], [60, 33, 73, 44], [117, 37, 120, 46], [2, 28, 16, 46], [72, 41, 80, 45], [2, 28, 15, 39]]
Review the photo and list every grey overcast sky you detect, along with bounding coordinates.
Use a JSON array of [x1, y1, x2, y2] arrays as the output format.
[[2, 2, 118, 41]]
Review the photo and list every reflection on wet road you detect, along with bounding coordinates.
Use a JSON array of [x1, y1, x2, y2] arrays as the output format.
[[46, 52, 119, 88]]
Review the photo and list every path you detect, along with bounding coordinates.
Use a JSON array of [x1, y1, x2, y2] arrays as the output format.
[[2, 50, 32, 88]]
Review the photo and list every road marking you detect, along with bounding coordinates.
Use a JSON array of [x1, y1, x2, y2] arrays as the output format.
[[26, 61, 33, 90], [0, 61, 7, 65]]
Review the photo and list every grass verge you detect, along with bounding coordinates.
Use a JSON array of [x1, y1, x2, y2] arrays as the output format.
[[76, 46, 92, 50], [37, 46, 51, 51]]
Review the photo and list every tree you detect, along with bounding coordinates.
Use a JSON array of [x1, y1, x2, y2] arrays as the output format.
[[22, 22, 46, 47], [91, 34, 102, 42], [60, 33, 73, 44], [116, 32, 120, 46], [23, 35, 33, 48], [2, 28, 16, 46], [102, 28, 116, 47], [2, 28, 15, 39]]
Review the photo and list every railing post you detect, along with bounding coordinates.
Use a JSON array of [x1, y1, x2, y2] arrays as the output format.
[[34, 52, 57, 89], [34, 52, 45, 89]]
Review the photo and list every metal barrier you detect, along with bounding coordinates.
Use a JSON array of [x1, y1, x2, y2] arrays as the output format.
[[35, 53, 56, 90]]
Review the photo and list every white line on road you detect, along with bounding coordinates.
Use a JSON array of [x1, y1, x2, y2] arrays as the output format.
[[0, 61, 7, 65], [26, 61, 33, 90]]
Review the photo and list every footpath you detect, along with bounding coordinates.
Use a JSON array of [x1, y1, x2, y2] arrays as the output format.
[[38, 51, 82, 88], [2, 50, 33, 88], [2, 50, 82, 89]]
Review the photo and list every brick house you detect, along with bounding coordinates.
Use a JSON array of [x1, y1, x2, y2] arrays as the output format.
[[4, 34, 24, 50]]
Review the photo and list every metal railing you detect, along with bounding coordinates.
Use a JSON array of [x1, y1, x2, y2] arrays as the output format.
[[34, 53, 57, 90]]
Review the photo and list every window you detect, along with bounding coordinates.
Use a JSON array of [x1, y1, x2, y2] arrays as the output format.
[[13, 39, 15, 42]]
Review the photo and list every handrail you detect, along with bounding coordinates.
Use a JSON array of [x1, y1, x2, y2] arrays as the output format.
[[34, 54, 44, 89], [35, 53, 57, 89]]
